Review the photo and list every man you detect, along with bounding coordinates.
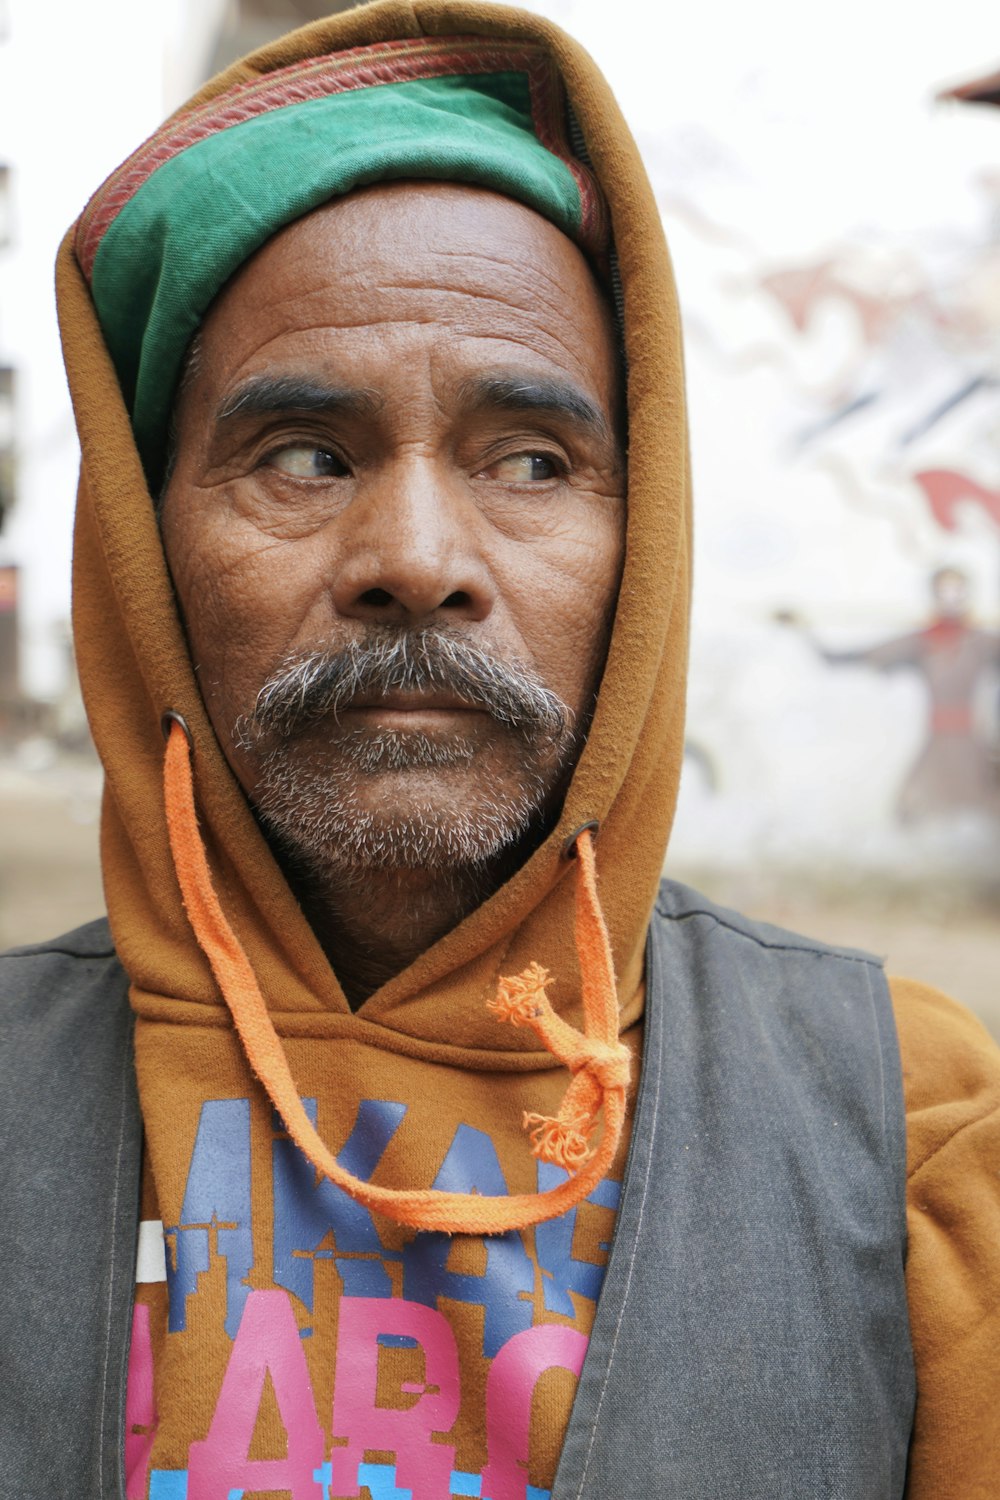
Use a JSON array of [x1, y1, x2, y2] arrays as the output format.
[[799, 566, 1000, 824], [1, 4, 998, 1498]]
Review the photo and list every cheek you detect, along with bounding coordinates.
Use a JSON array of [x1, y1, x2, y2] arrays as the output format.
[[504, 500, 624, 712], [162, 503, 325, 724]]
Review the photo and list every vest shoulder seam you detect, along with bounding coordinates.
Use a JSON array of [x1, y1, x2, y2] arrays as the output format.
[[0, 946, 117, 961], [653, 886, 882, 968]]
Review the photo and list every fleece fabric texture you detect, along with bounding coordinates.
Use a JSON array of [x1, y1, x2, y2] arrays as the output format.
[[54, 2, 1000, 1496]]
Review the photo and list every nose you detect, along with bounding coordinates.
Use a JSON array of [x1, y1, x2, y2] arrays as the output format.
[[330, 457, 496, 625]]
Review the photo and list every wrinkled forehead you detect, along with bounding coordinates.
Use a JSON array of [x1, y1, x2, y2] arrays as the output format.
[[75, 35, 611, 494], [207, 182, 615, 371], [169, 181, 624, 464]]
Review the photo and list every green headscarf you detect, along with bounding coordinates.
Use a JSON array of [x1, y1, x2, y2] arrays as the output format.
[[74, 36, 608, 491]]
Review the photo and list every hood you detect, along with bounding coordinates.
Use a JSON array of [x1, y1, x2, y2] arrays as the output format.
[[57, 0, 690, 1219]]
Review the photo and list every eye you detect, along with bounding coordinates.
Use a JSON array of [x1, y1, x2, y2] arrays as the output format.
[[265, 444, 348, 479], [482, 452, 562, 483]]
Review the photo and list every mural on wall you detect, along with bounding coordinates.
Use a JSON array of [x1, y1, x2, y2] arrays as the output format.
[[761, 186, 1000, 828], [784, 569, 1000, 825], [661, 86, 1000, 864]]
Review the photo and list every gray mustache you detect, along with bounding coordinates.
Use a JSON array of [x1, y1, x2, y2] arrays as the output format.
[[239, 627, 574, 745]]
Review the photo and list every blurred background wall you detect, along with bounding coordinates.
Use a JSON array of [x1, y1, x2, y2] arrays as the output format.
[[0, 0, 997, 1030]]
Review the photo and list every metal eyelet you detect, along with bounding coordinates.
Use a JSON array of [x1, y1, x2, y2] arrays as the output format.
[[562, 820, 600, 859], [160, 709, 193, 749]]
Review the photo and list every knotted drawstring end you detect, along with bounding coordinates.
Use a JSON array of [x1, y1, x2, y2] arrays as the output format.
[[523, 1111, 595, 1170], [487, 825, 629, 1184], [487, 960, 552, 1026]]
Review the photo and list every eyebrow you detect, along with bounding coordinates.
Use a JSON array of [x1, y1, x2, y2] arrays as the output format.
[[214, 375, 382, 425], [213, 370, 616, 449], [457, 372, 615, 448]]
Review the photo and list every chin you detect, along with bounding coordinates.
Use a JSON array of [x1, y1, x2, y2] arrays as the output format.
[[250, 737, 561, 878]]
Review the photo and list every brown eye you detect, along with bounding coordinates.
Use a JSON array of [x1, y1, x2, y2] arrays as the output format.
[[485, 452, 561, 483], [266, 445, 347, 478]]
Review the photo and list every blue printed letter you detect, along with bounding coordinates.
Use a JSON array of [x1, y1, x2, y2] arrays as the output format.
[[272, 1098, 406, 1313], [165, 1099, 253, 1338], [403, 1125, 534, 1357]]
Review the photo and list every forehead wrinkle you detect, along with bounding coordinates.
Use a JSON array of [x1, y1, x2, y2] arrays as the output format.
[[307, 236, 592, 314], [427, 242, 607, 318], [364, 280, 560, 330], [334, 272, 607, 369], [366, 262, 585, 319]]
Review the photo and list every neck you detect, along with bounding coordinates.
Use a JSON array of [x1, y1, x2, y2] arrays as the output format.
[[285, 856, 521, 1007]]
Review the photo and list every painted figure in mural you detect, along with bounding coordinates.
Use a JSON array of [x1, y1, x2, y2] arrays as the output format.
[[1, 6, 999, 1499], [805, 567, 1000, 824]]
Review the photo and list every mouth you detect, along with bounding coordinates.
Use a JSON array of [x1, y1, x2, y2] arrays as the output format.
[[344, 690, 489, 731]]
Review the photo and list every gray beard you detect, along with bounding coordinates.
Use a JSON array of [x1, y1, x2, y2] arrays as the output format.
[[252, 731, 554, 879], [238, 629, 578, 880]]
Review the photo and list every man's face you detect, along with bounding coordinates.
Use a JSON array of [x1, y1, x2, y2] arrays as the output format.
[[161, 182, 625, 877], [932, 568, 969, 620]]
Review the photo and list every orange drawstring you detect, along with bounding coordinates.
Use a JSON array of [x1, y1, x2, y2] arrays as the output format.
[[162, 718, 630, 1235]]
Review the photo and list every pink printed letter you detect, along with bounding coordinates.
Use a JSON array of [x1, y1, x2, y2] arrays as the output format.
[[481, 1324, 587, 1500], [330, 1297, 460, 1499], [125, 1304, 157, 1500], [187, 1289, 324, 1499]]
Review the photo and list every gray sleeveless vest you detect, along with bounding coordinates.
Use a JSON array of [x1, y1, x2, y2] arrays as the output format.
[[0, 882, 914, 1498], [555, 883, 914, 1498]]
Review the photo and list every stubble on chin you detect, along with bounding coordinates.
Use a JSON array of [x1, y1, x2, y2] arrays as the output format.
[[248, 725, 566, 884]]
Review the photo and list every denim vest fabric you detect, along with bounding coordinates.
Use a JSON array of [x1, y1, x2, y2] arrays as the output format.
[[0, 921, 139, 1500], [555, 883, 914, 1499], [0, 886, 914, 1498]]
